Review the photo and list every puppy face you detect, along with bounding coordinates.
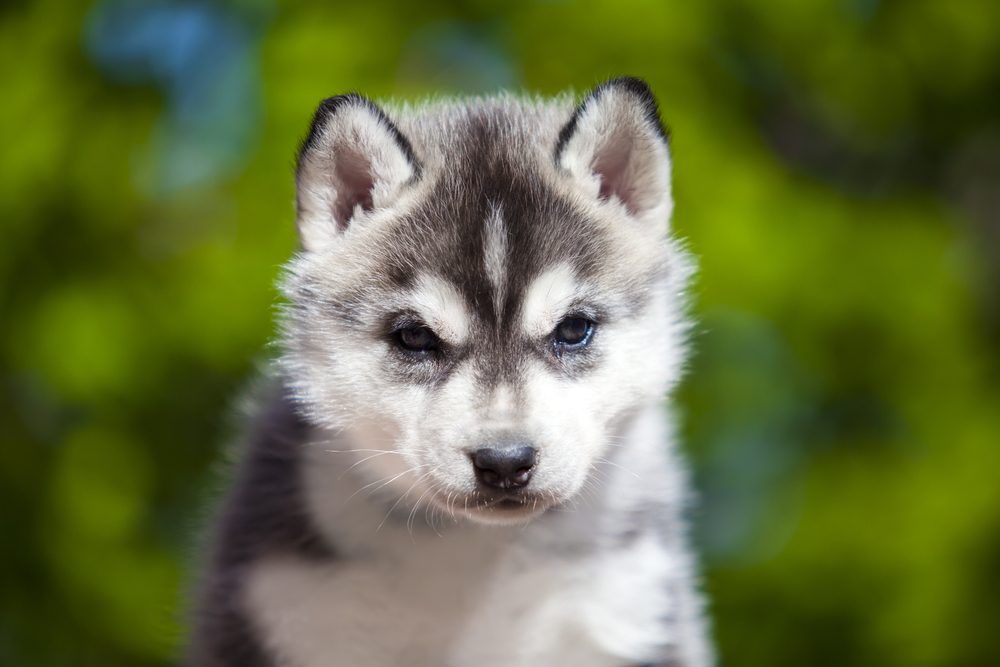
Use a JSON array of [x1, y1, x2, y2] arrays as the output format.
[[281, 79, 691, 525]]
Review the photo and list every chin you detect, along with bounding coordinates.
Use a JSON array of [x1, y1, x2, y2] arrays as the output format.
[[434, 490, 556, 526]]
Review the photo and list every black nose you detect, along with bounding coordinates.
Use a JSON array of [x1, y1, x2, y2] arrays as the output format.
[[471, 446, 536, 490]]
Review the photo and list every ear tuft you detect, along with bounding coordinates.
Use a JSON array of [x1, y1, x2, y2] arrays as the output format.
[[297, 94, 421, 179], [555, 77, 673, 223], [295, 93, 421, 251]]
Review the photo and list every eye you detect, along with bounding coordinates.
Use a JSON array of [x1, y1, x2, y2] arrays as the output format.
[[552, 316, 595, 351], [392, 324, 440, 355]]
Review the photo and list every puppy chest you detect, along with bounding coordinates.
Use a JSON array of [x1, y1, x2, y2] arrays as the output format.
[[244, 539, 674, 667]]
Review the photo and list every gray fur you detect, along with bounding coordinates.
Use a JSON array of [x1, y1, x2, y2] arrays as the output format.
[[188, 77, 712, 666], [187, 388, 330, 666]]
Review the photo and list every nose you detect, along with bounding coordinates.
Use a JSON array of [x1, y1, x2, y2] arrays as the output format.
[[470, 445, 537, 490]]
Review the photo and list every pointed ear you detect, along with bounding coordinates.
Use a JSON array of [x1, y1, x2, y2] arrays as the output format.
[[295, 94, 421, 251], [554, 77, 672, 224]]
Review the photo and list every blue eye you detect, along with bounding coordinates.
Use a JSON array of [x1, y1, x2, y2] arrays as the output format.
[[553, 317, 595, 350]]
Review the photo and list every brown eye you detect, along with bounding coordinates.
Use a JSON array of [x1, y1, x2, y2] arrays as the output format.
[[553, 317, 595, 350], [394, 325, 440, 354]]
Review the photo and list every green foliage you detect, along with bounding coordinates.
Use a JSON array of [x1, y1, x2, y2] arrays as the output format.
[[2, 1, 998, 665]]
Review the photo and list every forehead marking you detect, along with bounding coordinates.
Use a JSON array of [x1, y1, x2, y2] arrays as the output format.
[[486, 384, 515, 422], [520, 262, 580, 338], [483, 202, 508, 319], [408, 274, 471, 344]]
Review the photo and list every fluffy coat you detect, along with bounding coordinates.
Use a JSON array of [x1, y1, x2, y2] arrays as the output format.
[[188, 77, 713, 667]]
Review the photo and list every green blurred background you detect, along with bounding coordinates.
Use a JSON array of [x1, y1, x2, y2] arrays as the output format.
[[3, 0, 999, 665]]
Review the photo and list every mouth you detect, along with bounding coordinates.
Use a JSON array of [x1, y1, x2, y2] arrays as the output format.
[[482, 493, 534, 509], [428, 488, 552, 523], [465, 490, 551, 522], [493, 497, 529, 509]]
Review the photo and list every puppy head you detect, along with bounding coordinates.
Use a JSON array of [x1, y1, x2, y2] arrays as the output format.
[[281, 78, 691, 525]]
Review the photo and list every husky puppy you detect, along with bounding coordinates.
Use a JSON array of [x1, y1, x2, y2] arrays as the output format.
[[188, 77, 712, 667]]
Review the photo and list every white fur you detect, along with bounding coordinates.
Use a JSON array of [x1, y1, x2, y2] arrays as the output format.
[[520, 262, 581, 338], [408, 273, 471, 345], [483, 202, 508, 318]]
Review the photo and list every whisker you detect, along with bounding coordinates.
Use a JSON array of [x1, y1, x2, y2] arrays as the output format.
[[337, 451, 397, 479], [364, 465, 429, 498], [345, 464, 427, 503], [408, 485, 436, 535], [595, 457, 641, 479], [377, 471, 431, 532], [320, 448, 396, 454]]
